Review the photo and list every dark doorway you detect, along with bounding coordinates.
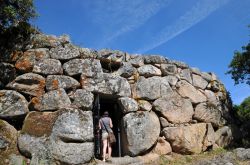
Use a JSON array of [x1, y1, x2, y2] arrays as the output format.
[[93, 95, 123, 158]]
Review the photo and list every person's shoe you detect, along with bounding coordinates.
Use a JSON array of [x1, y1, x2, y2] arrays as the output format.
[[106, 157, 112, 162]]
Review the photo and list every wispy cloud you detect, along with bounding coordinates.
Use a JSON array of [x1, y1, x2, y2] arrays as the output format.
[[85, 0, 172, 48], [136, 0, 230, 53], [105, 0, 172, 42]]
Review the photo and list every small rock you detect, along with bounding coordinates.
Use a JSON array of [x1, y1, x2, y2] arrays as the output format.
[[215, 126, 233, 147], [159, 117, 171, 128], [50, 44, 80, 60], [163, 75, 178, 86], [31, 34, 61, 48], [152, 137, 172, 155], [135, 76, 173, 100], [201, 72, 212, 82], [82, 73, 131, 97], [0, 120, 19, 165], [153, 92, 194, 124], [33, 59, 63, 75], [138, 100, 152, 111], [58, 34, 71, 44], [138, 153, 161, 164], [176, 80, 207, 104], [192, 74, 208, 89], [208, 81, 220, 92], [118, 97, 138, 114], [0, 90, 29, 118], [98, 49, 125, 63], [138, 65, 162, 77], [129, 55, 144, 67], [30, 88, 71, 111], [179, 69, 192, 84], [116, 62, 136, 78], [79, 48, 98, 59], [204, 90, 219, 107], [70, 89, 94, 111], [144, 55, 168, 64], [9, 154, 27, 165], [46, 75, 80, 91], [15, 48, 50, 73], [7, 73, 45, 97], [190, 67, 201, 75], [234, 148, 250, 161], [203, 123, 215, 151], [21, 111, 57, 138], [154, 63, 161, 68], [160, 64, 177, 76], [169, 60, 189, 69], [63, 59, 102, 76]]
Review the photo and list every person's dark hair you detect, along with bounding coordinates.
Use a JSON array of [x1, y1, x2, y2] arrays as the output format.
[[103, 111, 109, 117]]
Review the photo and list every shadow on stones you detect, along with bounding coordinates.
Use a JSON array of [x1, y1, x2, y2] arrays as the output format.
[[0, 22, 36, 62], [100, 60, 121, 73], [2, 115, 26, 130]]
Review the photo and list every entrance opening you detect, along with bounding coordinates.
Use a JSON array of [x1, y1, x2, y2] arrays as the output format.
[[100, 98, 122, 157], [93, 94, 123, 158], [100, 60, 121, 73]]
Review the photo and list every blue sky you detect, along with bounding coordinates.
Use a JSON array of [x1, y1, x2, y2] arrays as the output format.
[[33, 0, 250, 104]]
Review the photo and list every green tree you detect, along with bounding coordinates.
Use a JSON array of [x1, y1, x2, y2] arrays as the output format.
[[0, 0, 37, 30], [227, 27, 250, 85], [234, 96, 250, 147], [234, 96, 250, 122], [0, 0, 38, 61]]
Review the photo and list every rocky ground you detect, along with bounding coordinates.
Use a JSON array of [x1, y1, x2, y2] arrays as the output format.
[[89, 148, 250, 165]]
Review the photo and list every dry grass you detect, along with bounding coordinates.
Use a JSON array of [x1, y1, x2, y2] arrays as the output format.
[[158, 148, 229, 165]]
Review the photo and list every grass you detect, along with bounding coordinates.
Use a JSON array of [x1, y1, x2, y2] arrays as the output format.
[[159, 147, 228, 165], [22, 160, 27, 165]]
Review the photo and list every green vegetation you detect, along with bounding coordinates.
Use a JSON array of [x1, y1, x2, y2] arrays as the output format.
[[233, 97, 250, 147], [234, 96, 250, 122], [22, 160, 27, 165], [158, 148, 227, 165], [159, 155, 170, 165], [0, 0, 37, 30], [227, 26, 250, 148], [227, 26, 250, 85], [0, 0, 38, 60]]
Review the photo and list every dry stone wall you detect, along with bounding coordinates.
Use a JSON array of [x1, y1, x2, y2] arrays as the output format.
[[0, 33, 234, 164]]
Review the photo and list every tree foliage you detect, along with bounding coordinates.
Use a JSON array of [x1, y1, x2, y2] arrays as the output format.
[[0, 0, 38, 60], [234, 96, 250, 147], [0, 0, 36, 29], [227, 28, 250, 85], [234, 96, 250, 122]]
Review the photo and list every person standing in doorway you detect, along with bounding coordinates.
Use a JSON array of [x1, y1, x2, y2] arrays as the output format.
[[99, 111, 113, 162]]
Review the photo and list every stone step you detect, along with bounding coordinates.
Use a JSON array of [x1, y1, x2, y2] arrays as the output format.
[[94, 156, 143, 165], [93, 153, 160, 165]]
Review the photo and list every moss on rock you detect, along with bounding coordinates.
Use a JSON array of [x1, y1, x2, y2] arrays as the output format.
[[0, 119, 19, 164], [21, 111, 57, 137]]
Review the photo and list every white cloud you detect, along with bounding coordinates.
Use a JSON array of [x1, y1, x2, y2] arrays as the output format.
[[136, 0, 230, 53], [86, 0, 172, 47], [105, 0, 172, 42]]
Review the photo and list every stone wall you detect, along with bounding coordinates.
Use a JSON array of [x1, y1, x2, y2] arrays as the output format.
[[0, 33, 234, 164]]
